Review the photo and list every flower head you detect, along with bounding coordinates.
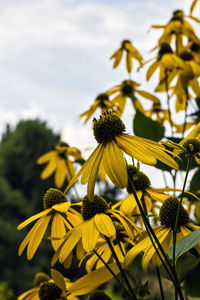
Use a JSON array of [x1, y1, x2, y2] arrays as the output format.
[[106, 80, 160, 116], [37, 141, 83, 188], [124, 197, 200, 271], [110, 40, 143, 73], [80, 93, 120, 124], [17, 188, 82, 259], [65, 111, 178, 201]]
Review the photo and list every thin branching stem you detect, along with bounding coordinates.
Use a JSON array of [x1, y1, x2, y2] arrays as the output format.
[[156, 266, 165, 300]]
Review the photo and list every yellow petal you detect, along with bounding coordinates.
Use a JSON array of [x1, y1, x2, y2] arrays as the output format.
[[37, 151, 56, 164], [113, 49, 123, 68], [59, 224, 84, 263], [53, 202, 71, 213], [126, 52, 132, 73], [51, 214, 67, 250], [17, 209, 51, 230], [102, 140, 127, 188], [82, 219, 99, 252], [27, 214, 51, 260], [55, 159, 67, 188], [18, 217, 45, 256], [64, 144, 103, 194], [94, 214, 116, 237], [40, 159, 58, 179], [67, 263, 119, 296], [146, 61, 159, 81], [136, 90, 160, 103], [51, 268, 67, 292], [115, 135, 156, 165], [120, 194, 137, 215], [87, 145, 104, 201]]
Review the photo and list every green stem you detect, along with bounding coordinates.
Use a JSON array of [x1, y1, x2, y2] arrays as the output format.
[[172, 155, 193, 266], [93, 249, 130, 295], [127, 172, 184, 300], [156, 266, 165, 300], [105, 237, 137, 299]]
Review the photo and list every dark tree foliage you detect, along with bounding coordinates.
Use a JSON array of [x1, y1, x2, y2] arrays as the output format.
[[0, 119, 60, 296]]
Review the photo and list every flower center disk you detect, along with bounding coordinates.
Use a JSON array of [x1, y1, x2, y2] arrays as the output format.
[[43, 188, 67, 209], [93, 111, 126, 143], [160, 197, 189, 228], [81, 195, 109, 220], [38, 282, 62, 300]]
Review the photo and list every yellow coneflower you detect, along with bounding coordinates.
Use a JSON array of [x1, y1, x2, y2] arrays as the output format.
[[144, 102, 169, 125], [17, 272, 50, 300], [17, 188, 82, 259], [151, 10, 200, 51], [146, 43, 184, 92], [50, 265, 119, 298], [124, 197, 200, 271], [65, 111, 178, 201], [106, 80, 160, 116], [37, 141, 83, 188], [79, 93, 120, 124], [56, 195, 138, 264], [110, 40, 143, 73], [164, 121, 200, 163], [78, 222, 131, 273]]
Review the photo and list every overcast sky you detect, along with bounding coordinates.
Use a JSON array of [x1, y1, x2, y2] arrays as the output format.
[[0, 0, 198, 187]]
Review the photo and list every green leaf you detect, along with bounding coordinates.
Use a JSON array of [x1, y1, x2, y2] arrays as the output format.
[[168, 228, 200, 260], [185, 262, 200, 297], [190, 169, 200, 193], [133, 110, 165, 141], [175, 253, 200, 282]]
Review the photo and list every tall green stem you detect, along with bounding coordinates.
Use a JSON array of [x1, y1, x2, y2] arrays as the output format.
[[93, 249, 130, 295], [127, 172, 184, 300], [172, 155, 193, 266], [156, 266, 165, 300], [105, 237, 137, 299]]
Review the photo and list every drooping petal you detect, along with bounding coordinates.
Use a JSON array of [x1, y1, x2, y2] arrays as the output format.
[[94, 214, 116, 237], [67, 263, 119, 296], [40, 158, 58, 179], [87, 145, 104, 201], [102, 140, 127, 188], [59, 224, 84, 263], [27, 214, 51, 260], [37, 151, 56, 164], [115, 135, 156, 165], [82, 218, 99, 252], [64, 144, 103, 194], [136, 90, 160, 103], [17, 209, 51, 230], [51, 214, 67, 250], [55, 159, 68, 188], [126, 52, 132, 73]]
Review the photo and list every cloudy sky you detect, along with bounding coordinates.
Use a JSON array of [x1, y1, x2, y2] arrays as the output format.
[[0, 0, 198, 187]]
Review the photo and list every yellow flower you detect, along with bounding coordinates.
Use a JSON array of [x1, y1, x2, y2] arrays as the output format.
[[50, 265, 119, 298], [55, 195, 138, 264], [144, 102, 169, 125], [79, 93, 120, 123], [146, 43, 184, 92], [151, 10, 200, 50], [105, 80, 160, 117], [124, 197, 200, 271], [164, 121, 200, 163], [37, 141, 83, 188], [78, 223, 129, 273], [110, 40, 143, 73], [171, 51, 200, 112], [65, 111, 178, 200], [17, 272, 51, 300], [17, 188, 82, 259]]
